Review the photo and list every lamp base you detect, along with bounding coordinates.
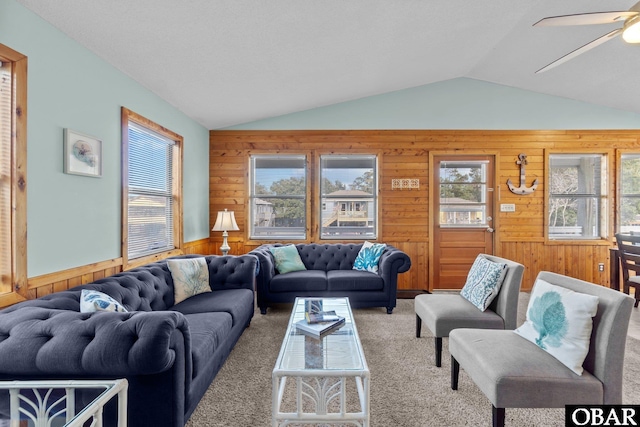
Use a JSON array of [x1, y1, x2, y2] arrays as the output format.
[[220, 231, 230, 256]]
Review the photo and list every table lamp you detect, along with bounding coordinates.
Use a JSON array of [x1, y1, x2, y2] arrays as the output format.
[[212, 208, 239, 255]]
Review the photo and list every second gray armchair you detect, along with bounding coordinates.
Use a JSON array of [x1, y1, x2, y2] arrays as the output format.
[[414, 254, 525, 367]]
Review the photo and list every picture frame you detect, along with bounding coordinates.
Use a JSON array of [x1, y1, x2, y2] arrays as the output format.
[[63, 128, 102, 177]]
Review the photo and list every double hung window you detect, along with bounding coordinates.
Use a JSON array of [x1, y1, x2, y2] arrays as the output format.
[[548, 154, 606, 240], [620, 153, 640, 233], [320, 155, 377, 239], [122, 108, 182, 264], [250, 155, 307, 239]]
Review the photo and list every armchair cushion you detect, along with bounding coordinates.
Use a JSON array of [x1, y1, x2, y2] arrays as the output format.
[[460, 255, 507, 311], [514, 279, 599, 375], [167, 257, 211, 304], [270, 244, 306, 274], [353, 241, 386, 273]]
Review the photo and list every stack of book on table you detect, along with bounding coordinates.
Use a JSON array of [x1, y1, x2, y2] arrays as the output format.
[[296, 307, 345, 339]]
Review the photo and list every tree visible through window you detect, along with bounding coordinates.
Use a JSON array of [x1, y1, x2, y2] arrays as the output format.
[[250, 155, 307, 239], [548, 154, 606, 240], [620, 153, 640, 233]]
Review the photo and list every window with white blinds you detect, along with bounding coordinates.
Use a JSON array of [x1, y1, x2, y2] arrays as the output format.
[[122, 108, 182, 264], [0, 60, 12, 294]]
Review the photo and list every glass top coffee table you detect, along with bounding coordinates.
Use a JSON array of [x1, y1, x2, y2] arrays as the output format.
[[272, 297, 370, 427]]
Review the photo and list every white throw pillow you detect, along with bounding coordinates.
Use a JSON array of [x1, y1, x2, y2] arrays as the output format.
[[459, 255, 507, 311], [353, 241, 387, 273], [80, 289, 128, 313], [514, 279, 599, 375], [167, 257, 211, 304]]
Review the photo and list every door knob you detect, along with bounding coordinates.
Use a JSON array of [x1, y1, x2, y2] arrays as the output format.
[[487, 228, 494, 233]]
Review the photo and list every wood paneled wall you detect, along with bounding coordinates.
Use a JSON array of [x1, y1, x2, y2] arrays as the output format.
[[210, 129, 640, 292], [2, 238, 213, 307]]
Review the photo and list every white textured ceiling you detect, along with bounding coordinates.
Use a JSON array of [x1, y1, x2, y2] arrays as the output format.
[[17, 0, 640, 129]]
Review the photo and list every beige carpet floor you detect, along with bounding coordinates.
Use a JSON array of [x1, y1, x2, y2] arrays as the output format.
[[186, 296, 640, 427]]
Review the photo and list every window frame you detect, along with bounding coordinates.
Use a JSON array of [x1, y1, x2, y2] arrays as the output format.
[[248, 154, 308, 240], [545, 150, 610, 243], [319, 154, 378, 240], [121, 107, 183, 269], [617, 150, 640, 234], [0, 44, 27, 308]]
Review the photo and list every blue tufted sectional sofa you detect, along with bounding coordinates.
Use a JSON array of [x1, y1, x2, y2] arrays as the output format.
[[250, 243, 411, 315], [0, 254, 258, 427]]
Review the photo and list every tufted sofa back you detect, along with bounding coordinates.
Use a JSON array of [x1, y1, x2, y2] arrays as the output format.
[[260, 243, 363, 272]]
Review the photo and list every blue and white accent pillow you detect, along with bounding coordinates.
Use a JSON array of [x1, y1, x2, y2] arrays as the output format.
[[514, 279, 599, 375], [167, 257, 211, 304], [460, 255, 507, 311], [80, 289, 128, 313], [353, 241, 386, 273]]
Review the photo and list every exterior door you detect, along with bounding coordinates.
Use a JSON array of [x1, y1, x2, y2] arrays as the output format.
[[432, 155, 495, 290]]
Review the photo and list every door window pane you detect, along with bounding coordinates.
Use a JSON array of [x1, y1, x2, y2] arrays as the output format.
[[439, 161, 488, 226]]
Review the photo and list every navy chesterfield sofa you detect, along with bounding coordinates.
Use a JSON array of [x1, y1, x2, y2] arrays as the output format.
[[0, 254, 258, 427], [250, 243, 411, 314]]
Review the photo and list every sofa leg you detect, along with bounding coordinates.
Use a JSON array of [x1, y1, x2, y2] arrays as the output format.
[[451, 356, 459, 390], [435, 337, 442, 367], [492, 406, 505, 427], [386, 307, 393, 314], [260, 307, 267, 315], [416, 315, 422, 338]]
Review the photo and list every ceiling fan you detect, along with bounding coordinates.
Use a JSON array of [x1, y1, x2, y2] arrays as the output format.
[[533, 1, 640, 73]]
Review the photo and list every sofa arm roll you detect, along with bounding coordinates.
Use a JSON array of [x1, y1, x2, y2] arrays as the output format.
[[0, 308, 191, 377], [378, 247, 412, 277]]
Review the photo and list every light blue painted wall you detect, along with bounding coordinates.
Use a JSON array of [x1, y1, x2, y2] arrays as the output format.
[[224, 77, 640, 130], [1, 0, 210, 277]]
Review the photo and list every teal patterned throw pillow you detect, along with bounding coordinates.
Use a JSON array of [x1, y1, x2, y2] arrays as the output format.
[[353, 242, 386, 273], [80, 290, 128, 313], [514, 279, 598, 375], [270, 245, 306, 274], [460, 255, 507, 311], [167, 257, 211, 304]]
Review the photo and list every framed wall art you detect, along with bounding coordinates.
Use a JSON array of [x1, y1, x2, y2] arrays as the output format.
[[63, 128, 102, 177]]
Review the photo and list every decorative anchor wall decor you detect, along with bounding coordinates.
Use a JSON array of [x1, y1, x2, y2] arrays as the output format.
[[507, 153, 538, 195]]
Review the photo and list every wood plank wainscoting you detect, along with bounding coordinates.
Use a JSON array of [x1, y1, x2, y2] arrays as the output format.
[[13, 238, 213, 306], [209, 130, 640, 294]]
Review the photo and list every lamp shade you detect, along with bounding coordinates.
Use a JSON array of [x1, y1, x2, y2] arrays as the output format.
[[212, 209, 239, 232]]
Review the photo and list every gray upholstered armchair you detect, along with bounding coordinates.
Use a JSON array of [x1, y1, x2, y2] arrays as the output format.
[[414, 254, 524, 367], [450, 271, 634, 427]]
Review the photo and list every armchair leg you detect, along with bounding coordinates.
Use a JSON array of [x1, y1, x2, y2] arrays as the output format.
[[416, 315, 422, 338], [435, 337, 442, 367], [492, 406, 505, 427], [451, 356, 459, 390]]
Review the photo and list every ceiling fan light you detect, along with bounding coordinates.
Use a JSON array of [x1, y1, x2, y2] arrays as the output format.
[[622, 18, 640, 43]]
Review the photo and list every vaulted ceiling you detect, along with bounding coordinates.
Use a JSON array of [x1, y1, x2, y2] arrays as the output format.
[[17, 0, 640, 129]]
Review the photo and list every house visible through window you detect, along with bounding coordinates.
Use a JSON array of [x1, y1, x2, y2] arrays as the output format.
[[620, 153, 640, 233], [320, 155, 377, 239], [548, 153, 606, 240], [250, 155, 307, 239], [122, 108, 182, 266]]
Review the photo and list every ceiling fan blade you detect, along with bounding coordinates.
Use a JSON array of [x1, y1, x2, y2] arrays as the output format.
[[536, 28, 622, 73], [533, 11, 637, 26]]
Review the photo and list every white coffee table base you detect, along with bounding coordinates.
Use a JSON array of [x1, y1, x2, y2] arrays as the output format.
[[272, 372, 370, 426]]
